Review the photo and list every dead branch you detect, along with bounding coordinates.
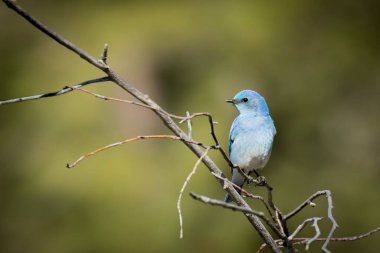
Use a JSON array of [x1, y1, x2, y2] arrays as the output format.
[[73, 87, 154, 110], [177, 148, 211, 239], [67, 135, 210, 168], [189, 192, 283, 238], [0, 77, 110, 105]]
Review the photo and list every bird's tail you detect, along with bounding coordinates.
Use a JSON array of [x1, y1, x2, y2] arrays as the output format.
[[224, 183, 243, 203]]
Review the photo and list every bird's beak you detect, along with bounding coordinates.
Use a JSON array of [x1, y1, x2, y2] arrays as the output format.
[[225, 99, 237, 104]]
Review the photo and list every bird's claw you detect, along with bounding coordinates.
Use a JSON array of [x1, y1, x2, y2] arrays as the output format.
[[255, 176, 266, 185], [247, 175, 267, 186]]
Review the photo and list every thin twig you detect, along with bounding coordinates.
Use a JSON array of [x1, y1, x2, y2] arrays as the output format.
[[67, 135, 209, 168], [101, 43, 108, 64], [304, 217, 322, 250], [185, 111, 192, 139], [73, 88, 205, 122], [0, 77, 110, 105], [294, 226, 380, 242], [256, 240, 284, 253], [177, 148, 210, 239], [189, 192, 282, 237], [288, 217, 323, 241], [322, 190, 338, 253], [284, 191, 328, 220], [284, 190, 338, 253], [74, 87, 154, 109], [211, 172, 275, 220], [258, 227, 380, 252]]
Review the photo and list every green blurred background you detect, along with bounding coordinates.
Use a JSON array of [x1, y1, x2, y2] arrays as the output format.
[[1, 0, 379, 252]]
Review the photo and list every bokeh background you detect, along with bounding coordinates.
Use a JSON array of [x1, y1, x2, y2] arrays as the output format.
[[0, 0, 379, 252]]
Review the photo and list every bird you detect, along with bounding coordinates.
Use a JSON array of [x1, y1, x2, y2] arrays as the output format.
[[224, 90, 276, 202]]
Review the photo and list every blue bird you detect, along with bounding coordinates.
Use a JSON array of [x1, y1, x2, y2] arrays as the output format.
[[225, 90, 276, 202]]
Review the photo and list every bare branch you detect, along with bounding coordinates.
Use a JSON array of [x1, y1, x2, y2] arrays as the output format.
[[185, 111, 192, 139], [296, 226, 380, 242], [305, 217, 322, 250], [284, 190, 338, 253], [177, 148, 211, 239], [101, 43, 109, 64], [211, 172, 276, 221], [322, 190, 339, 253], [259, 227, 380, 253], [284, 191, 327, 220], [0, 77, 110, 105], [73, 87, 154, 110], [329, 226, 380, 241], [189, 192, 282, 237], [288, 217, 323, 241], [256, 240, 284, 253], [67, 135, 209, 168]]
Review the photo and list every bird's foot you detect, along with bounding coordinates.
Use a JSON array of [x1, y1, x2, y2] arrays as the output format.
[[255, 176, 267, 186], [247, 175, 267, 186]]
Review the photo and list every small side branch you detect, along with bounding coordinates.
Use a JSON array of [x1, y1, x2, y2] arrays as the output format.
[[177, 147, 211, 239], [189, 192, 282, 238], [284, 190, 338, 253], [74, 87, 154, 110], [100, 43, 109, 64], [322, 190, 339, 253], [288, 217, 323, 241], [211, 172, 275, 221], [0, 77, 110, 105], [284, 191, 327, 220], [67, 135, 207, 168]]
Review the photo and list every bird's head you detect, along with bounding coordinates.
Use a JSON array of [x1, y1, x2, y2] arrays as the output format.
[[226, 90, 270, 115]]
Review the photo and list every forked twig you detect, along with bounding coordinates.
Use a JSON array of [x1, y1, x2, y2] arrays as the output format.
[[189, 192, 282, 237], [284, 190, 339, 253]]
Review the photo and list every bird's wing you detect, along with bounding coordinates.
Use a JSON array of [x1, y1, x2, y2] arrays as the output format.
[[228, 117, 241, 173]]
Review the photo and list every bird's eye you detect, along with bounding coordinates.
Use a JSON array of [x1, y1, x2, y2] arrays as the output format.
[[242, 98, 248, 102]]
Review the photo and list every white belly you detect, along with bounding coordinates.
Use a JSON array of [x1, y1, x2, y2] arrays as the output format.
[[230, 130, 273, 172]]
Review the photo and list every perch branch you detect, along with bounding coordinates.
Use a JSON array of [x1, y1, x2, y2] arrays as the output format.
[[211, 172, 275, 220], [0, 76, 110, 105], [177, 147, 211, 239]]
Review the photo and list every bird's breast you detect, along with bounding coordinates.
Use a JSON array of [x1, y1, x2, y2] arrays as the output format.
[[229, 117, 275, 171]]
